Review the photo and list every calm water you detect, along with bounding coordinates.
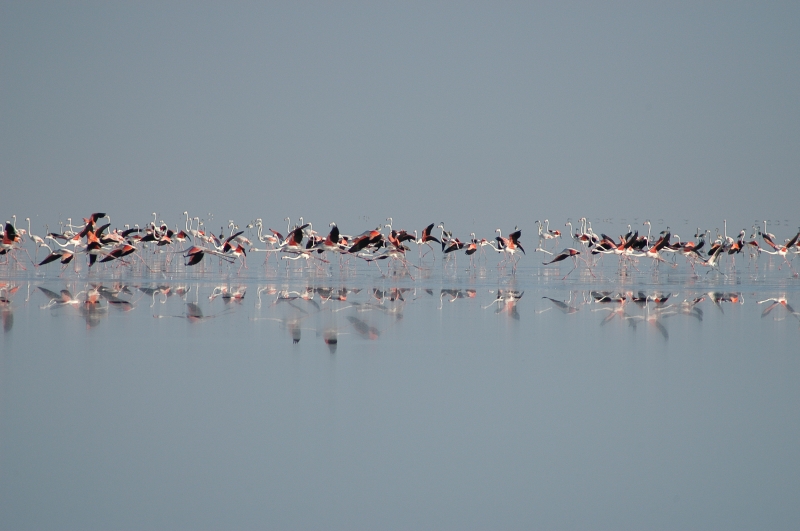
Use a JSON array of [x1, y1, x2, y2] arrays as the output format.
[[1, 256, 799, 530]]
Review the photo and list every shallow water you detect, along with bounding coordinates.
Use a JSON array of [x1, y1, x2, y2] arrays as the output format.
[[1, 256, 799, 530]]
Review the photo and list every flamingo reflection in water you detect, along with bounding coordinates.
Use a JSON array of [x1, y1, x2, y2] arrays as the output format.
[[38, 287, 84, 309], [209, 285, 247, 304], [759, 296, 800, 325], [95, 284, 136, 312], [623, 303, 669, 342], [540, 296, 579, 315], [347, 316, 380, 340], [592, 291, 628, 325], [0, 282, 19, 332], [675, 297, 704, 322], [483, 290, 523, 320], [707, 292, 743, 314], [153, 301, 231, 322], [319, 326, 341, 354], [78, 293, 108, 329], [36, 285, 110, 328], [438, 288, 477, 309], [252, 289, 322, 344]]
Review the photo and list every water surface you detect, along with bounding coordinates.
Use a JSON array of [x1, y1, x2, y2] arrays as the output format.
[[1, 258, 799, 530]]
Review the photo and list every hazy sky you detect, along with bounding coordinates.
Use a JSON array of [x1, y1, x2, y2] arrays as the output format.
[[2, 2, 798, 237]]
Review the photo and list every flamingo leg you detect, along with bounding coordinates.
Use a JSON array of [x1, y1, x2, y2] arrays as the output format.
[[561, 257, 578, 280]]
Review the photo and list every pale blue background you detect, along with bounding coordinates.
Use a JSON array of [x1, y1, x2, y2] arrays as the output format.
[[2, 3, 799, 235]]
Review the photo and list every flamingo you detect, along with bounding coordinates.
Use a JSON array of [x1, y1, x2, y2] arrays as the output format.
[[543, 248, 580, 279], [702, 240, 727, 275], [495, 228, 525, 270], [227, 244, 248, 274], [37, 248, 76, 275], [1, 222, 28, 269], [25, 218, 46, 262], [535, 220, 557, 252], [99, 244, 137, 264], [544, 219, 561, 239], [347, 227, 384, 255], [464, 233, 479, 269], [311, 223, 345, 264], [414, 223, 441, 263], [761, 231, 800, 276]]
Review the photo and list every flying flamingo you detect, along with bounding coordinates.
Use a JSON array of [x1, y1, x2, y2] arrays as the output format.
[[495, 228, 524, 270], [309, 223, 345, 267], [1, 222, 28, 269], [37, 247, 76, 275], [226, 244, 248, 274], [100, 244, 138, 264], [543, 248, 581, 279], [414, 223, 441, 264], [702, 239, 727, 275], [761, 230, 800, 276]]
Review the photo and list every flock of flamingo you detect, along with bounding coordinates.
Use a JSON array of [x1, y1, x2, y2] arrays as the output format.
[[1, 209, 798, 342], [1, 211, 799, 278]]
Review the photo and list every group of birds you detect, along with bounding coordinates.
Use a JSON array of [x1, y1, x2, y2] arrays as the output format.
[[0, 212, 254, 273], [1, 212, 799, 278], [541, 218, 800, 278], [0, 212, 527, 277]]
